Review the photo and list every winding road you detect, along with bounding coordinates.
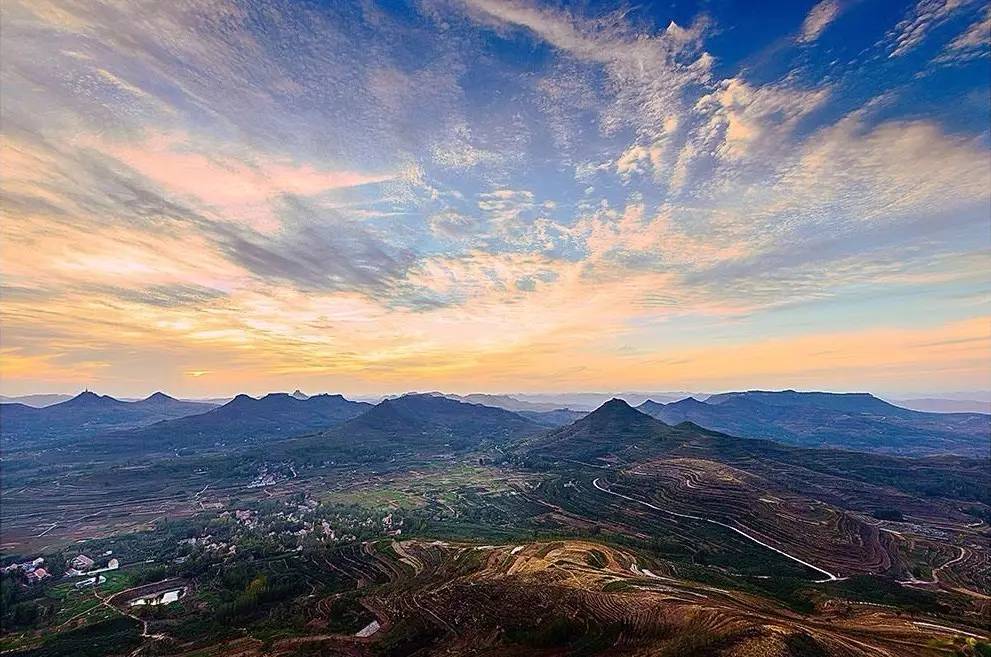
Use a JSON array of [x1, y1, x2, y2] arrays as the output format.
[[896, 546, 967, 585], [591, 477, 840, 582]]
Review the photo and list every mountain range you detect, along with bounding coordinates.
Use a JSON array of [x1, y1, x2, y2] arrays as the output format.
[[4, 388, 988, 460], [109, 392, 372, 452], [520, 398, 987, 507], [887, 397, 991, 414], [637, 390, 989, 456], [0, 391, 217, 443]]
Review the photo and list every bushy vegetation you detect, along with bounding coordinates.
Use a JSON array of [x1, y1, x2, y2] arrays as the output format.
[[872, 508, 905, 521], [7, 618, 140, 657]]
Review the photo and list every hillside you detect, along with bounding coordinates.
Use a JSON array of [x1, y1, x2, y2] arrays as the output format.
[[515, 408, 587, 427], [637, 390, 990, 456], [284, 393, 544, 464], [2, 392, 988, 657]]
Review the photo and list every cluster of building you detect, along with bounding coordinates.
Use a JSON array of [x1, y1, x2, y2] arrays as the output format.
[[65, 552, 119, 577], [2, 557, 50, 584], [171, 497, 408, 564], [3, 551, 120, 586], [178, 536, 238, 556]]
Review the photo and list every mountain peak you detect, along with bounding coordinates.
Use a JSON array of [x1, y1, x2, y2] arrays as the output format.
[[65, 390, 118, 406], [143, 391, 175, 402], [567, 397, 661, 433], [587, 397, 641, 418], [637, 398, 676, 413], [524, 397, 670, 462], [291, 389, 309, 400]]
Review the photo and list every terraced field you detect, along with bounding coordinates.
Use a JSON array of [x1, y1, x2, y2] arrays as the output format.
[[150, 539, 986, 657]]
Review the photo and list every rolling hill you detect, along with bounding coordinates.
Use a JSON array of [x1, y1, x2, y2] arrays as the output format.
[[637, 390, 989, 456]]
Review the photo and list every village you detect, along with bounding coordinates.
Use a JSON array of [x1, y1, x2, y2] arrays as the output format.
[[0, 491, 421, 655], [2, 552, 119, 588], [1, 492, 408, 599]]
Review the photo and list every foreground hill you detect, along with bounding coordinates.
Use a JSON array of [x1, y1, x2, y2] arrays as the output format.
[[115, 392, 371, 451], [637, 390, 989, 456], [282, 393, 544, 464], [514, 398, 987, 593], [0, 391, 216, 444]]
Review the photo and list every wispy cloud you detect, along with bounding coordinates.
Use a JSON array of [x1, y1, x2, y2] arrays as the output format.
[[888, 0, 979, 57], [798, 0, 842, 43], [934, 4, 991, 62]]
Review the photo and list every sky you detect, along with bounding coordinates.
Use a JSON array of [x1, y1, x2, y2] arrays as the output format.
[[1, 0, 989, 398]]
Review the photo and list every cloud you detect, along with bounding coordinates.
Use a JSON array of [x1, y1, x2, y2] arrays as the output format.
[[934, 4, 991, 62], [798, 0, 842, 43], [888, 0, 979, 57], [429, 210, 478, 239], [88, 132, 395, 233], [210, 204, 418, 297], [456, 0, 712, 142], [429, 123, 505, 171], [693, 77, 830, 163], [615, 143, 666, 179], [678, 110, 991, 302], [534, 64, 602, 155]]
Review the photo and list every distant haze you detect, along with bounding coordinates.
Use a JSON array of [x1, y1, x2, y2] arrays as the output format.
[[5, 389, 991, 415]]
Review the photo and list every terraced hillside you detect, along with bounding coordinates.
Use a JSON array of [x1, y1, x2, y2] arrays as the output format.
[[9, 537, 984, 657]]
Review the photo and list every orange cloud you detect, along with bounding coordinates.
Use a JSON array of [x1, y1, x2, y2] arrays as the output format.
[[84, 133, 395, 232]]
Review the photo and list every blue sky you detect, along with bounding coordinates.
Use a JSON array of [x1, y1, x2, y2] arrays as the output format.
[[1, 0, 989, 396]]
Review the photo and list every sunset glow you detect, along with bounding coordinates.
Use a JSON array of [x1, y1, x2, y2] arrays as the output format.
[[1, 0, 989, 397]]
